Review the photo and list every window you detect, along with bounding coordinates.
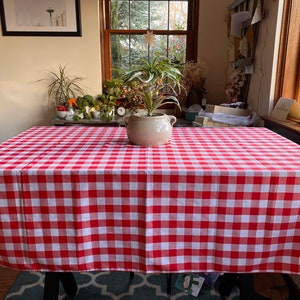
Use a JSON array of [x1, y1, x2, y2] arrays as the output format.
[[100, 0, 199, 80], [275, 0, 300, 104]]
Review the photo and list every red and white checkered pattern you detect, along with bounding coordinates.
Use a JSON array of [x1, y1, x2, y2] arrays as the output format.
[[1, 126, 300, 273]]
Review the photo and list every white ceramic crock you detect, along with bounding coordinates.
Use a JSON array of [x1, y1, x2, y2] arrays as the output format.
[[124, 113, 177, 146]]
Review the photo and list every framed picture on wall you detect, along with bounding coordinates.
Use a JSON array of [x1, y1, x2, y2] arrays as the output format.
[[0, 0, 81, 36]]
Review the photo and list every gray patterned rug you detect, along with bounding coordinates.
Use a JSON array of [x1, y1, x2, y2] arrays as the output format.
[[4, 271, 240, 299]]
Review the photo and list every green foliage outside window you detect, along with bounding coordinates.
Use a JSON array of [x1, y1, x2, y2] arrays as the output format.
[[109, 0, 188, 77]]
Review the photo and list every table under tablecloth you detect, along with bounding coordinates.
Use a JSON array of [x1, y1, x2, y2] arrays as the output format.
[[1, 126, 300, 274]]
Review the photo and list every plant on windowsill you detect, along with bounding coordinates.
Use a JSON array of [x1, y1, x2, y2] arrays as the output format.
[[121, 55, 183, 146]]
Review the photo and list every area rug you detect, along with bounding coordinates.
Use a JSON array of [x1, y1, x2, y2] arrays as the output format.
[[4, 271, 240, 300]]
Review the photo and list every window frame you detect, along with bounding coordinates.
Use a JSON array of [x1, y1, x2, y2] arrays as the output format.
[[275, 0, 300, 104], [100, 0, 199, 81]]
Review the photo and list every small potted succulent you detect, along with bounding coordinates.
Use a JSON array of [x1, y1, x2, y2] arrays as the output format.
[[122, 55, 183, 146]]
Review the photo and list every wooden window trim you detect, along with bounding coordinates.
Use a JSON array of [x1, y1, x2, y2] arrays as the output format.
[[99, 0, 107, 83], [275, 0, 300, 104]]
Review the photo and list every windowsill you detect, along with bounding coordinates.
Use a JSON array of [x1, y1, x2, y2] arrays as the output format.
[[262, 116, 300, 144], [262, 116, 300, 134]]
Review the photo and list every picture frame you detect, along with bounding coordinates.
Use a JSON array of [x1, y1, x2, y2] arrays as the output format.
[[0, 0, 81, 36]]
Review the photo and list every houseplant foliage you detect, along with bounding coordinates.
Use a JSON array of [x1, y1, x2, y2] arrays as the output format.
[[44, 65, 85, 108], [121, 55, 183, 146], [95, 78, 126, 120], [72, 95, 96, 120], [122, 55, 183, 116], [40, 66, 125, 121], [70, 78, 126, 121]]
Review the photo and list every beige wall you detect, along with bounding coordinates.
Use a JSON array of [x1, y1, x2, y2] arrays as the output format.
[[247, 0, 282, 115], [0, 0, 101, 142], [0, 0, 280, 142], [198, 0, 229, 104]]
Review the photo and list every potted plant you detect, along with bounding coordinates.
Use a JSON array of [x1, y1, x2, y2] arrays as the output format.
[[123, 56, 182, 116], [122, 55, 183, 146], [95, 78, 126, 120], [180, 60, 207, 108], [96, 94, 117, 121], [39, 65, 86, 118], [71, 94, 96, 120]]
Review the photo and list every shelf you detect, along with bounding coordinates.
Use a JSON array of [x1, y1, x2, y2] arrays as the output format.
[[51, 117, 193, 127]]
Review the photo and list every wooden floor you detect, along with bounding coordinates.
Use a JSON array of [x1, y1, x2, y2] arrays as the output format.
[[0, 266, 20, 299]]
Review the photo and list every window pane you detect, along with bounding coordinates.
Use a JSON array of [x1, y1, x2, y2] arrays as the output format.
[[130, 34, 149, 61], [111, 33, 187, 75], [110, 0, 129, 30], [130, 1, 149, 29], [150, 35, 168, 57], [110, 34, 126, 76], [150, 1, 168, 30], [168, 35, 186, 62], [169, 1, 188, 30], [111, 34, 149, 74], [110, 1, 188, 30]]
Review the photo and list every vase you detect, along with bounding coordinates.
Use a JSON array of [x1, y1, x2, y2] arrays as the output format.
[[124, 113, 177, 146]]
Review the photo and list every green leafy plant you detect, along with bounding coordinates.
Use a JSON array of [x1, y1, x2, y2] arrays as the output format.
[[95, 79, 126, 121], [122, 56, 183, 116], [96, 94, 116, 121], [73, 94, 96, 120], [103, 78, 126, 98], [75, 95, 95, 111], [40, 65, 86, 107]]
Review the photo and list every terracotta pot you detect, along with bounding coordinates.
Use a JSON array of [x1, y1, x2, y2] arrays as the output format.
[[124, 113, 177, 146]]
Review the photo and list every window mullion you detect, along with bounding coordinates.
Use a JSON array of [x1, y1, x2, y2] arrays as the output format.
[[148, 1, 150, 60], [128, 1, 132, 67]]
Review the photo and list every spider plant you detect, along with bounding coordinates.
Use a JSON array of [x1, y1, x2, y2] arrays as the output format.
[[41, 65, 86, 107], [122, 56, 183, 116]]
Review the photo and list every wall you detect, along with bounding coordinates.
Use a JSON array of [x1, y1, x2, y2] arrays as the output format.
[[198, 1, 229, 104], [247, 0, 282, 115], [0, 0, 280, 142], [0, 0, 101, 142], [200, 0, 281, 113]]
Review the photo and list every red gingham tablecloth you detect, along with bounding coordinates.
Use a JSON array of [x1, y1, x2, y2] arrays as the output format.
[[1, 126, 300, 273]]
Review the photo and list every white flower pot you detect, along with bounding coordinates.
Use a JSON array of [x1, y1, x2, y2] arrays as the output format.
[[56, 110, 67, 119], [124, 113, 177, 146]]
